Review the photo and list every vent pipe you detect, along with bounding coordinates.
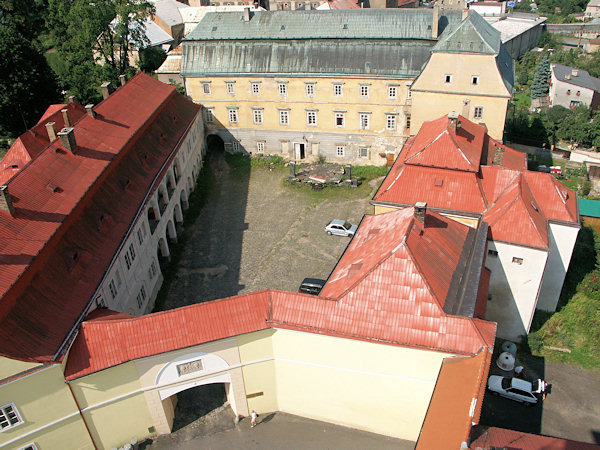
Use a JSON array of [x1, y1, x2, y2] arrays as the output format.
[[57, 127, 77, 153], [0, 186, 14, 215], [448, 111, 460, 132], [101, 82, 112, 100], [46, 122, 57, 142], [85, 104, 96, 119], [414, 202, 427, 224], [61, 108, 71, 128]]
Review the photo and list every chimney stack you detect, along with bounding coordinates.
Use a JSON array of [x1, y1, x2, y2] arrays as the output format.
[[432, 6, 439, 38], [572, 69, 579, 77], [414, 202, 427, 224], [0, 186, 15, 215], [61, 108, 71, 128], [493, 145, 505, 166], [243, 7, 251, 22], [85, 104, 96, 119], [46, 122, 57, 142], [448, 111, 460, 133], [101, 82, 112, 100], [119, 74, 126, 86], [68, 95, 75, 104], [57, 127, 77, 153]]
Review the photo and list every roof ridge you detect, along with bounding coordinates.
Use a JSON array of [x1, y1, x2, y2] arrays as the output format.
[[483, 169, 520, 212], [405, 129, 448, 165], [519, 177, 549, 246], [448, 130, 479, 171]]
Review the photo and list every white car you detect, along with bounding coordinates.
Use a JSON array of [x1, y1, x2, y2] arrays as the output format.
[[325, 220, 357, 237], [487, 375, 538, 405]]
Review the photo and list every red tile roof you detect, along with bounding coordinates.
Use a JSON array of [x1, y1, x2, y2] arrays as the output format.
[[416, 349, 492, 449], [470, 426, 600, 449], [0, 73, 200, 363], [373, 114, 579, 249], [65, 208, 496, 380]]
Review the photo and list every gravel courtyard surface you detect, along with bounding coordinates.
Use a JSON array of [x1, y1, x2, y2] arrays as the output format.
[[163, 152, 379, 309]]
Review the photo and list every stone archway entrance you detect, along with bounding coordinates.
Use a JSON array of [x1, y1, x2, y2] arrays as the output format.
[[171, 383, 228, 432], [207, 134, 225, 154]]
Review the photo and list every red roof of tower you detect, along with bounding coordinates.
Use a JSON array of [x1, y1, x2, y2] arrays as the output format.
[[0, 73, 200, 362]]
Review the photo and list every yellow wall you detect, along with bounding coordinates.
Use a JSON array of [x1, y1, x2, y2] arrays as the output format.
[[0, 357, 40, 382], [0, 364, 93, 450], [270, 329, 448, 441], [237, 329, 278, 413], [70, 362, 154, 449], [373, 203, 480, 228], [411, 53, 510, 140]]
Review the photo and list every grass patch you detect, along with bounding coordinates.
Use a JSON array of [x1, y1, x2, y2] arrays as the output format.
[[152, 161, 212, 312], [514, 92, 531, 109], [44, 50, 68, 79], [284, 177, 376, 203]]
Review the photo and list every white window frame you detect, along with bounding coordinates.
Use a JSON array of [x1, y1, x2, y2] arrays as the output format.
[[333, 83, 343, 97], [306, 110, 317, 126], [386, 114, 397, 130], [473, 106, 484, 120], [226, 82, 235, 94], [359, 147, 369, 158], [251, 82, 260, 94], [202, 82, 211, 94], [252, 109, 264, 125], [0, 403, 23, 431], [108, 279, 118, 299], [334, 112, 345, 128], [388, 86, 398, 99], [359, 113, 370, 130], [278, 83, 287, 95], [136, 285, 147, 309], [336, 146, 345, 157], [228, 108, 238, 124], [19, 444, 38, 450], [471, 75, 479, 85], [359, 85, 369, 98], [256, 141, 265, 153], [279, 109, 289, 126], [205, 107, 215, 123], [305, 83, 315, 97]]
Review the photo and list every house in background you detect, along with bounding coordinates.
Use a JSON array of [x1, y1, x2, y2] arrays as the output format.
[[585, 0, 600, 18], [372, 113, 580, 339], [549, 63, 600, 110]]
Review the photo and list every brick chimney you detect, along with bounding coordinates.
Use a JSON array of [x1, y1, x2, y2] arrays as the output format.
[[448, 111, 460, 133], [414, 202, 427, 224], [68, 95, 75, 104], [61, 108, 71, 128], [46, 122, 57, 142], [0, 186, 15, 215], [119, 74, 126, 86], [101, 82, 112, 100], [243, 7, 251, 22], [57, 127, 77, 153], [432, 6, 439, 38], [493, 145, 505, 165], [85, 104, 96, 118], [572, 69, 579, 77]]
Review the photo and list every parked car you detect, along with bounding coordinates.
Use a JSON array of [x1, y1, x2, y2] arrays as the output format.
[[325, 220, 357, 236], [487, 375, 538, 405], [298, 278, 326, 295]]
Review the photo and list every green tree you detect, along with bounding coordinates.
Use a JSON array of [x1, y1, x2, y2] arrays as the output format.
[[0, 0, 60, 137], [531, 55, 551, 100], [138, 46, 166, 73]]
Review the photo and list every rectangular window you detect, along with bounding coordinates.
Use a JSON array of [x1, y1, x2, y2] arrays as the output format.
[[19, 444, 38, 450], [488, 250, 498, 257], [0, 404, 22, 430], [386, 114, 397, 130], [406, 115, 411, 130], [251, 82, 260, 94], [359, 113, 370, 130], [226, 82, 235, 94], [333, 83, 343, 97], [252, 109, 263, 125], [233, 142, 240, 152], [474, 106, 484, 120], [205, 108, 214, 123], [336, 146, 345, 157], [279, 110, 289, 125], [136, 285, 147, 309], [202, 82, 211, 94], [137, 223, 147, 246], [257, 141, 265, 153], [570, 100, 581, 108], [335, 112, 345, 128], [305, 83, 315, 97], [306, 111, 317, 126], [278, 83, 287, 95], [228, 108, 238, 124], [471, 75, 479, 85], [360, 85, 369, 98], [406, 85, 412, 99], [108, 279, 117, 299], [388, 86, 397, 99], [124, 243, 136, 270], [149, 261, 157, 279], [444, 74, 452, 83], [359, 147, 369, 158], [512, 257, 523, 265]]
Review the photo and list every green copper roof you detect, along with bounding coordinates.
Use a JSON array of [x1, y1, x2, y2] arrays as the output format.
[[185, 9, 462, 41], [433, 11, 501, 55], [579, 198, 600, 218]]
